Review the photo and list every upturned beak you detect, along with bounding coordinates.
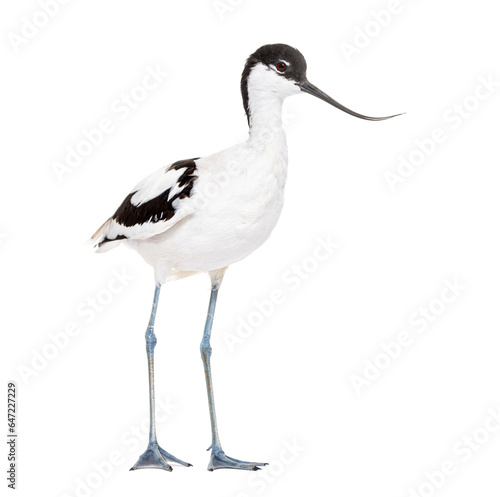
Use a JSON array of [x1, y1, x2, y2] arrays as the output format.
[[298, 81, 402, 121]]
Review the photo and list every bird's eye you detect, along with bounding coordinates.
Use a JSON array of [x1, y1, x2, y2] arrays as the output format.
[[276, 62, 287, 73]]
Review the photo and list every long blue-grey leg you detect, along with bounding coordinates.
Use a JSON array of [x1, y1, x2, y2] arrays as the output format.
[[130, 283, 191, 471], [201, 276, 268, 471]]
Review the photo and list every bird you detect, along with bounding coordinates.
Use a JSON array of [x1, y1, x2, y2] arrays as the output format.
[[91, 43, 400, 472]]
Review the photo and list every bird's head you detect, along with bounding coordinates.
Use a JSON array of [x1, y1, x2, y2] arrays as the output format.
[[241, 43, 401, 125]]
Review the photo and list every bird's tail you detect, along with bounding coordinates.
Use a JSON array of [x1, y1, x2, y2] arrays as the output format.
[[89, 219, 120, 253]]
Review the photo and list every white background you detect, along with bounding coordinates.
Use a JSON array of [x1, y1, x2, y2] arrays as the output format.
[[2, 0, 500, 496]]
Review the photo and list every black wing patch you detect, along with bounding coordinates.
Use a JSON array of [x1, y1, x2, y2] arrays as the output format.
[[113, 158, 198, 227], [98, 234, 127, 246], [98, 158, 198, 247]]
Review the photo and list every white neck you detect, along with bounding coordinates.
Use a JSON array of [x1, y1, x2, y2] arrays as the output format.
[[244, 89, 288, 188], [245, 64, 288, 151], [247, 93, 286, 149]]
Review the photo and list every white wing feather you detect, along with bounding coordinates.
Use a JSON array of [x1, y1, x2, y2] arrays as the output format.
[[91, 162, 198, 251]]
